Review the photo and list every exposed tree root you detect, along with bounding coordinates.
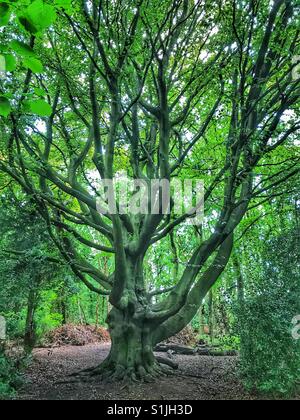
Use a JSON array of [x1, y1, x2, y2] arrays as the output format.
[[66, 358, 176, 385], [156, 356, 179, 370], [89, 361, 174, 384]]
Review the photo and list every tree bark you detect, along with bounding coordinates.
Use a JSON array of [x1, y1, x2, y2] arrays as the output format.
[[94, 307, 167, 382], [24, 288, 37, 353], [208, 290, 214, 344], [92, 237, 234, 381], [198, 304, 205, 336], [233, 252, 245, 307]]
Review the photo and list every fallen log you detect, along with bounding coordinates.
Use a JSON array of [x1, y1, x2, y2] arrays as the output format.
[[197, 349, 238, 357], [156, 343, 237, 357], [155, 344, 197, 355]]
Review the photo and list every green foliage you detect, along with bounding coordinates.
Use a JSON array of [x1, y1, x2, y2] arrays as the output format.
[[23, 57, 44, 73], [0, 0, 71, 117], [18, 0, 56, 35], [54, 0, 72, 12], [3, 53, 16, 71], [0, 351, 22, 400], [0, 0, 299, 393], [0, 194, 63, 343], [10, 40, 35, 57], [35, 290, 63, 338], [24, 99, 51, 116], [237, 230, 300, 397], [0, 2, 11, 27], [0, 192, 108, 349], [0, 96, 11, 117]]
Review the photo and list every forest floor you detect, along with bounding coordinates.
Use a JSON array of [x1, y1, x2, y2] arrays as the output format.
[[15, 343, 284, 401]]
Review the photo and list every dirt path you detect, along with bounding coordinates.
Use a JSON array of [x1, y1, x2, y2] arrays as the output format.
[[18, 344, 262, 400]]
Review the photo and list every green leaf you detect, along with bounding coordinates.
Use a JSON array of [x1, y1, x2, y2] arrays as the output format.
[[27, 99, 52, 117], [18, 16, 39, 34], [0, 96, 11, 117], [10, 41, 36, 58], [34, 88, 47, 97], [19, 0, 57, 34], [4, 54, 16, 72], [0, 54, 5, 73], [54, 0, 72, 12], [0, 2, 11, 27], [23, 57, 44, 73], [0, 44, 8, 54]]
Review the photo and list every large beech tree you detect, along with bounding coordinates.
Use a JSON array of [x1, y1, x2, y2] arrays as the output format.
[[0, 0, 299, 381]]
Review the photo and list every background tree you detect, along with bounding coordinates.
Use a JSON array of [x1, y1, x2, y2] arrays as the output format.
[[0, 193, 64, 352], [0, 190, 110, 348], [0, 0, 299, 381], [236, 224, 300, 396]]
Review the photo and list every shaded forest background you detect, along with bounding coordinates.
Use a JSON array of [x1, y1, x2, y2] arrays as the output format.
[[0, 0, 299, 400]]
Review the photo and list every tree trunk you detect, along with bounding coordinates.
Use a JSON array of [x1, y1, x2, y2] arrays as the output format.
[[95, 296, 100, 327], [102, 296, 107, 325], [198, 304, 205, 336], [88, 236, 234, 382], [61, 299, 67, 325], [208, 290, 214, 344], [233, 252, 245, 307], [24, 288, 37, 353], [93, 307, 167, 382]]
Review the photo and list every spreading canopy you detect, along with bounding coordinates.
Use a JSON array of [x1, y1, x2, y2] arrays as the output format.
[[0, 0, 299, 346]]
